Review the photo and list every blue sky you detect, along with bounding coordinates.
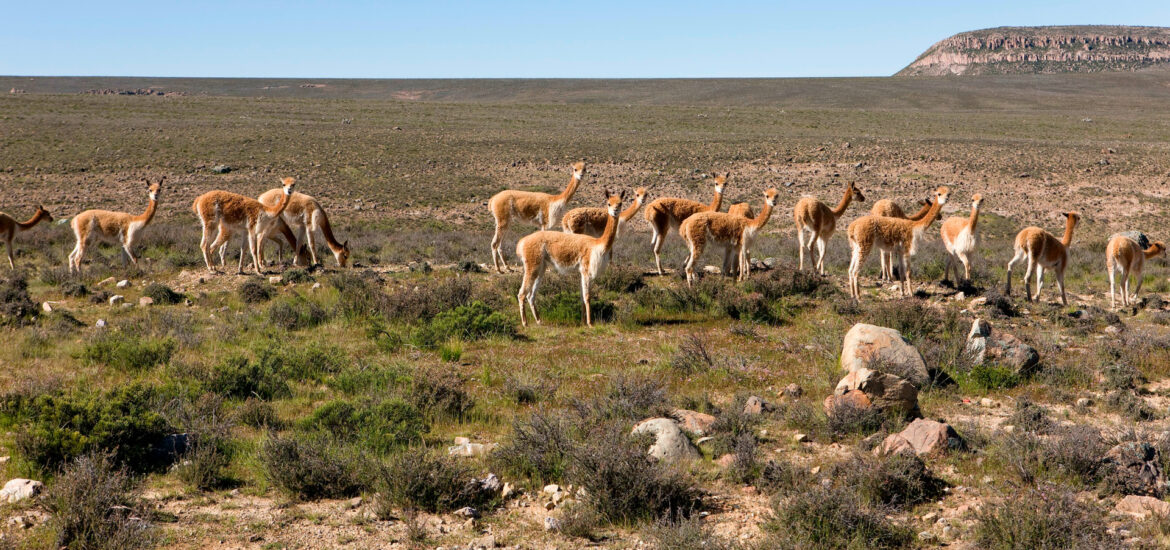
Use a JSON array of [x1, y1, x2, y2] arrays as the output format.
[[4, 1, 1169, 78]]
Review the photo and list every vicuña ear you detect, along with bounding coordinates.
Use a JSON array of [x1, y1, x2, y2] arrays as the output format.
[[343, 240, 349, 248]]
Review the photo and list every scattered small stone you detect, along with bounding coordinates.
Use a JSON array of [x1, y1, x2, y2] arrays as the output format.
[[211, 165, 232, 174], [138, 296, 154, 307], [793, 433, 810, 443], [454, 506, 479, 519], [543, 484, 560, 495], [109, 295, 125, 306], [346, 497, 362, 509], [782, 383, 804, 399], [311, 282, 322, 290], [95, 319, 107, 328], [268, 276, 283, 285], [501, 482, 515, 499], [1076, 397, 1093, 408], [115, 279, 130, 288], [41, 302, 53, 313], [543, 516, 561, 531]]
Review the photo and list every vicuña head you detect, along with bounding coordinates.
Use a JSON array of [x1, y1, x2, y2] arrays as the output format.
[[572, 161, 586, 180], [34, 205, 52, 223], [764, 187, 779, 207], [850, 181, 866, 203], [971, 193, 982, 207], [934, 186, 950, 205], [604, 188, 625, 215], [633, 187, 648, 205], [281, 177, 296, 193], [147, 176, 164, 200], [714, 172, 730, 194]]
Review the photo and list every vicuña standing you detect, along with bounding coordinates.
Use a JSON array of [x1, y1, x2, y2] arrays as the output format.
[[870, 197, 932, 281], [846, 186, 950, 300], [680, 188, 779, 286], [939, 193, 983, 285], [516, 189, 625, 328], [1005, 211, 1081, 305], [257, 188, 351, 267], [643, 173, 728, 275], [193, 177, 295, 275], [68, 178, 164, 273], [488, 161, 586, 273], [0, 205, 53, 269], [1106, 231, 1165, 308], [562, 187, 647, 238], [794, 181, 865, 274]]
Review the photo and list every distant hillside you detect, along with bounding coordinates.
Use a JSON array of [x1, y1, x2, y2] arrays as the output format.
[[897, 25, 1170, 76]]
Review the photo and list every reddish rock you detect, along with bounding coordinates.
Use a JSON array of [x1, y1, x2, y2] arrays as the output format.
[[1116, 495, 1170, 518], [875, 418, 966, 457], [670, 409, 716, 436], [823, 389, 872, 416], [834, 368, 919, 417]]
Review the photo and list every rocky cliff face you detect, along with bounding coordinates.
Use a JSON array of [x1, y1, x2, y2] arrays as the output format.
[[897, 26, 1170, 76]]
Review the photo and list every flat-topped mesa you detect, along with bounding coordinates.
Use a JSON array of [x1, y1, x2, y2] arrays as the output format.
[[897, 26, 1170, 76]]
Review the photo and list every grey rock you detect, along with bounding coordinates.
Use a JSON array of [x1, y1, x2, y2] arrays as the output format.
[[840, 323, 929, 386], [631, 418, 700, 462], [966, 319, 1039, 374], [0, 479, 43, 503]]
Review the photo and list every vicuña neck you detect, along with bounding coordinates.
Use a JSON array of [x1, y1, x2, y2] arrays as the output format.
[[556, 173, 582, 201], [1061, 216, 1077, 247], [317, 210, 345, 251], [618, 201, 644, 223], [133, 198, 158, 226], [265, 191, 292, 217], [709, 189, 723, 212], [596, 209, 619, 251], [831, 186, 854, 217], [1145, 245, 1163, 259], [17, 211, 47, 230], [913, 199, 945, 230], [908, 201, 932, 221], [967, 202, 982, 233], [751, 202, 775, 229]]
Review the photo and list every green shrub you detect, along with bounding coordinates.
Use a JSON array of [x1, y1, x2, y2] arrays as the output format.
[[412, 301, 515, 349], [256, 340, 347, 382], [143, 283, 184, 305], [966, 363, 1022, 390], [207, 353, 290, 400], [595, 265, 646, 293], [267, 295, 328, 330], [79, 333, 175, 371], [4, 384, 172, 472], [233, 398, 282, 429], [568, 426, 702, 524], [283, 268, 314, 284], [327, 363, 408, 395], [238, 279, 274, 304], [409, 366, 475, 420], [837, 453, 947, 510], [45, 452, 156, 550], [260, 434, 370, 500], [864, 299, 945, 344], [300, 399, 426, 453], [61, 282, 89, 297], [376, 448, 496, 514], [0, 275, 38, 326], [539, 291, 616, 325], [572, 375, 668, 423], [768, 486, 915, 549], [974, 487, 1118, 550], [166, 394, 235, 491], [331, 272, 389, 319], [493, 409, 576, 484], [439, 340, 463, 362]]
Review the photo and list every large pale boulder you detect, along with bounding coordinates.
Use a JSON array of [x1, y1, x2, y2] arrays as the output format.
[[965, 319, 1039, 374], [840, 324, 929, 386], [1116, 495, 1170, 518], [834, 368, 919, 417], [669, 409, 716, 436], [632, 418, 700, 462], [0, 479, 43, 503], [875, 418, 965, 457]]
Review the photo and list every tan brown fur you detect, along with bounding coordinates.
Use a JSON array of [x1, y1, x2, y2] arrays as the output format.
[[0, 205, 53, 269], [562, 187, 647, 238], [516, 190, 625, 327], [193, 177, 295, 275], [1107, 234, 1165, 308], [643, 173, 728, 275], [69, 178, 163, 273], [488, 161, 585, 273], [1005, 212, 1081, 305], [846, 186, 950, 300], [871, 197, 932, 280], [794, 181, 865, 274], [680, 188, 779, 286], [258, 188, 350, 267], [940, 194, 983, 284]]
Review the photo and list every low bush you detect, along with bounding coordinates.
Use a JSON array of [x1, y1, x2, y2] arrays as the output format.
[[0, 275, 38, 326], [974, 487, 1119, 550], [45, 452, 156, 550], [709, 396, 763, 456], [567, 426, 702, 524], [376, 448, 496, 514], [61, 281, 89, 297], [864, 298, 946, 344], [837, 453, 947, 510], [1006, 398, 1055, 434], [1046, 425, 1108, 486], [283, 268, 313, 284], [493, 409, 576, 484], [208, 353, 290, 400], [768, 486, 915, 549], [669, 334, 716, 375], [3, 384, 172, 472], [756, 458, 808, 495], [966, 363, 1022, 390], [595, 265, 646, 293], [260, 434, 370, 500], [238, 279, 274, 303], [300, 398, 426, 453], [331, 272, 389, 319], [826, 398, 888, 437], [648, 514, 736, 550], [233, 397, 282, 429], [502, 371, 554, 404], [571, 375, 669, 423], [143, 283, 184, 305], [1105, 389, 1156, 421], [267, 295, 329, 330], [78, 332, 175, 371], [409, 366, 475, 420], [383, 276, 473, 322], [165, 394, 236, 490], [412, 301, 515, 349]]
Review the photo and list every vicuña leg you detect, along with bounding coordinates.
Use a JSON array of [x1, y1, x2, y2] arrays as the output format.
[[580, 271, 593, 327], [1005, 248, 1026, 297]]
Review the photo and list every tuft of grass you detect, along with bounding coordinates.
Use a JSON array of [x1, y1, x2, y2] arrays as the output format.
[[143, 283, 184, 304], [375, 448, 496, 515], [974, 487, 1119, 550], [260, 434, 370, 501], [79, 332, 175, 371], [238, 279, 274, 304]]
